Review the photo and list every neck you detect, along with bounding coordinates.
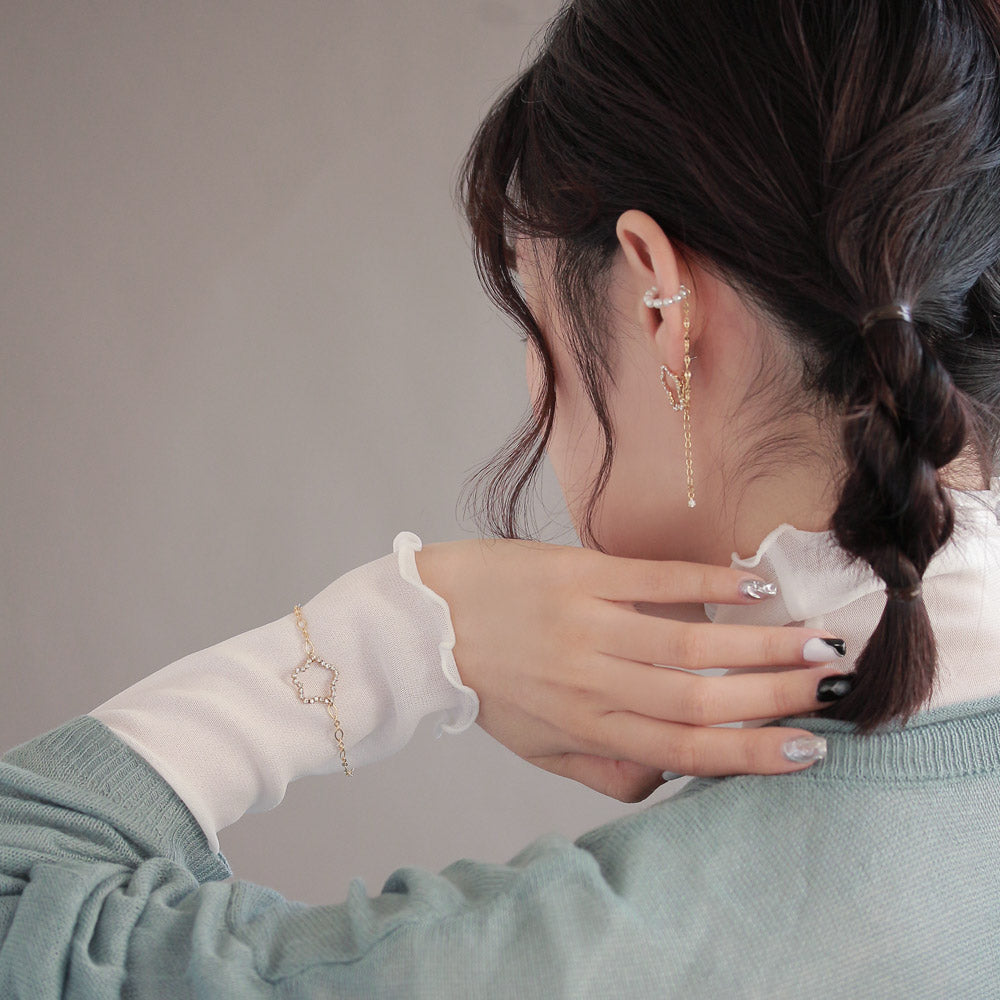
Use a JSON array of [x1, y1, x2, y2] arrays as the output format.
[[705, 445, 989, 567], [703, 470, 838, 566]]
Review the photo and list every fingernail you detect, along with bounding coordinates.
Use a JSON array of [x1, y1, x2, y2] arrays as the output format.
[[782, 735, 827, 763], [661, 771, 686, 782], [739, 579, 778, 600], [816, 675, 853, 702], [802, 637, 847, 662]]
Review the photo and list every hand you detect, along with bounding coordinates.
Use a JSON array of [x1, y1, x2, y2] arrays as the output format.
[[414, 537, 849, 802]]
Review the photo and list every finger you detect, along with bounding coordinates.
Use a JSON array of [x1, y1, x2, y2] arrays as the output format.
[[592, 714, 827, 778], [590, 601, 847, 670], [584, 553, 779, 606], [603, 658, 853, 726], [529, 752, 666, 803]]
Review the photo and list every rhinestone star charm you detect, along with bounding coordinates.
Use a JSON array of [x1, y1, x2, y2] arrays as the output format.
[[291, 654, 339, 706]]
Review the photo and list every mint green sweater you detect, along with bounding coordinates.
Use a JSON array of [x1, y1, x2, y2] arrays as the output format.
[[2, 697, 999, 998]]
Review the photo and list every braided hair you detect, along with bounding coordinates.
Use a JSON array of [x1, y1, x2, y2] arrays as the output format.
[[459, 0, 1000, 732], [825, 313, 971, 727]]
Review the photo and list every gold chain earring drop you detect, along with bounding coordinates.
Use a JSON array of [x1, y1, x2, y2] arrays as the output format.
[[645, 285, 696, 509]]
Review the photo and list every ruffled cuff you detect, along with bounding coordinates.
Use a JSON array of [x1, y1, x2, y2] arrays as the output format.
[[393, 531, 479, 736]]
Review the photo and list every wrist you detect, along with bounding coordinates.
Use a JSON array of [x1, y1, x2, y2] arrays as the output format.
[[412, 541, 457, 605]]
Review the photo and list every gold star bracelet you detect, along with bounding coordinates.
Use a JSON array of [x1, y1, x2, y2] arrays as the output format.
[[291, 604, 353, 777]]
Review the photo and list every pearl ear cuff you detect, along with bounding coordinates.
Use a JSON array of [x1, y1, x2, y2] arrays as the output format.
[[643, 285, 691, 309]]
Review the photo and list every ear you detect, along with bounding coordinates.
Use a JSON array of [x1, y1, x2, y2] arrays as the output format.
[[615, 210, 693, 374]]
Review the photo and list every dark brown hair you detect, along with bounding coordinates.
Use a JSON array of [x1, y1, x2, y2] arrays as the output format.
[[456, 0, 1000, 732]]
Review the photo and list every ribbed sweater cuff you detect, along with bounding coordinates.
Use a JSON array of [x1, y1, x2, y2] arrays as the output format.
[[1, 714, 231, 884]]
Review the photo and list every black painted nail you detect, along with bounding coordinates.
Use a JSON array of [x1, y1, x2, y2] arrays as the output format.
[[816, 675, 853, 702]]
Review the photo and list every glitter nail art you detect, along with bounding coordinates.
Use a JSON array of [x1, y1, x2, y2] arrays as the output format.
[[782, 735, 828, 763], [739, 579, 779, 600]]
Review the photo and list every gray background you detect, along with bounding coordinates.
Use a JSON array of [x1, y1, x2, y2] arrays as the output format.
[[1, 1, 679, 904]]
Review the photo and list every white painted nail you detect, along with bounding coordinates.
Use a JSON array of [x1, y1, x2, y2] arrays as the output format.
[[782, 735, 828, 764], [802, 637, 847, 662], [661, 771, 686, 782]]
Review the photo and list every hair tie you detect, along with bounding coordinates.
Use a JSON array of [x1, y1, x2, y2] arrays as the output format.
[[860, 303, 914, 335], [885, 582, 923, 603]]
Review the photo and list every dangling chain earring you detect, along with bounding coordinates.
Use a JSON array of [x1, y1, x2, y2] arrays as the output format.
[[645, 284, 696, 509]]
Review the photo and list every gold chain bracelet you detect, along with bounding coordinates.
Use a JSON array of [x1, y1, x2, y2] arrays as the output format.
[[291, 605, 353, 777]]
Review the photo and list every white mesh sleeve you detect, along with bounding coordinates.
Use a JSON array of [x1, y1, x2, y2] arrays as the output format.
[[89, 531, 479, 853]]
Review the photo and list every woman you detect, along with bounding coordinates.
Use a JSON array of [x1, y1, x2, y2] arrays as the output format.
[[4, 0, 1000, 995]]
